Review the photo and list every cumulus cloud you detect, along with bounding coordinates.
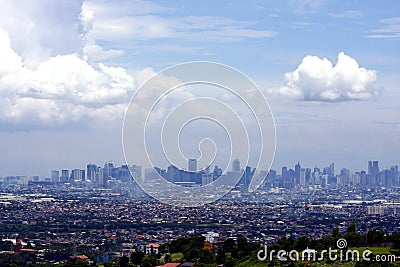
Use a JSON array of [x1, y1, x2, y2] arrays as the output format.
[[276, 52, 380, 102], [0, 24, 134, 129], [0, 0, 153, 131], [0, 0, 84, 65]]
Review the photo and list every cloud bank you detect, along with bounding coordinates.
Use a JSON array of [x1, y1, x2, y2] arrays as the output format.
[[0, 26, 137, 128], [277, 52, 380, 102], [0, 0, 144, 129], [0, 0, 277, 130]]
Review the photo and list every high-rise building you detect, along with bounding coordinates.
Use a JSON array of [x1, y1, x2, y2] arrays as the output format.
[[60, 169, 69, 183], [232, 158, 240, 172], [368, 160, 380, 185], [295, 162, 301, 184], [202, 173, 213, 185], [71, 169, 85, 182], [338, 168, 350, 185], [213, 166, 222, 180], [281, 166, 287, 179], [51, 170, 59, 183], [305, 168, 311, 184], [131, 165, 142, 182], [103, 162, 114, 187], [188, 159, 197, 172], [300, 168, 306, 186], [97, 167, 103, 185], [87, 163, 97, 182]]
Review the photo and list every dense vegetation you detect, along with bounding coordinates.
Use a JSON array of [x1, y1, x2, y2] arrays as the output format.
[[1, 222, 400, 266]]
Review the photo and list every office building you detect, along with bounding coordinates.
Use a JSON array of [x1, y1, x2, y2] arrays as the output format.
[[232, 158, 240, 172], [188, 159, 197, 172], [51, 170, 59, 183]]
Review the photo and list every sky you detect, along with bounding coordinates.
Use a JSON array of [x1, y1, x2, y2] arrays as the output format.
[[0, 0, 399, 177]]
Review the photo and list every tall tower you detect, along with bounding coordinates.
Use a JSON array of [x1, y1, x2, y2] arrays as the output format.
[[232, 158, 240, 172], [51, 170, 59, 183], [188, 159, 197, 172], [300, 168, 306, 186], [103, 162, 114, 187], [87, 163, 97, 182], [295, 162, 301, 184]]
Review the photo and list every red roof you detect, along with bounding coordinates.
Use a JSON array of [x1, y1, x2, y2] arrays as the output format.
[[19, 249, 38, 253], [161, 263, 181, 267], [70, 255, 89, 260], [146, 243, 160, 248]]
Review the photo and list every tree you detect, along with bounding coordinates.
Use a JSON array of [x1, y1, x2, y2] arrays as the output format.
[[223, 238, 236, 254], [224, 253, 238, 267], [332, 226, 341, 238], [216, 250, 226, 264], [346, 232, 363, 247], [199, 248, 214, 264], [390, 231, 400, 249], [119, 256, 129, 267], [347, 222, 357, 234], [273, 236, 295, 251], [295, 236, 311, 251], [367, 229, 385, 246], [164, 253, 171, 263], [141, 255, 158, 267], [130, 251, 144, 265]]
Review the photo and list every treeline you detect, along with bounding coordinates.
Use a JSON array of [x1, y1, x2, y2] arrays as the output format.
[[273, 222, 400, 251], [2, 222, 400, 267]]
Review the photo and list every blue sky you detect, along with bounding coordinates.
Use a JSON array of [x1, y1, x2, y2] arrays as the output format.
[[0, 0, 399, 177]]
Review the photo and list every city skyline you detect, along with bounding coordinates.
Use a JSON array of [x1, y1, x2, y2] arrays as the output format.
[[0, 1, 399, 177], [2, 158, 399, 187]]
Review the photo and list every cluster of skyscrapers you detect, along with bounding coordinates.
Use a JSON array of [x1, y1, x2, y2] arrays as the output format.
[[144, 158, 254, 187], [50, 162, 141, 187], [264, 161, 399, 189], [13, 159, 398, 190]]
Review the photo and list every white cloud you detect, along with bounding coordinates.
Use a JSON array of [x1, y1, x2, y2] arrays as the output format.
[[329, 10, 361, 19], [275, 52, 380, 102], [0, 0, 84, 65], [366, 17, 400, 39], [82, 0, 276, 43], [0, 25, 135, 129]]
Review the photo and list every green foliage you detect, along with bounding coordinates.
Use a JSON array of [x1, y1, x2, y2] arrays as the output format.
[[345, 232, 363, 247], [169, 236, 205, 254], [345, 222, 363, 247], [130, 250, 144, 265], [273, 236, 295, 251], [223, 238, 236, 254], [294, 236, 310, 251], [367, 229, 385, 246], [390, 231, 400, 249], [119, 256, 129, 267], [224, 253, 238, 267], [164, 253, 171, 263], [141, 255, 158, 267], [332, 226, 341, 238], [347, 222, 357, 234]]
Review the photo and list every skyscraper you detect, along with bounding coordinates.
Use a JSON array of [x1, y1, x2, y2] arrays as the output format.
[[60, 169, 69, 183], [87, 163, 97, 182], [188, 159, 197, 172], [368, 160, 379, 185], [51, 170, 59, 183], [232, 158, 240, 172], [300, 168, 306, 186], [213, 166, 222, 180], [103, 162, 114, 187], [295, 162, 301, 184]]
